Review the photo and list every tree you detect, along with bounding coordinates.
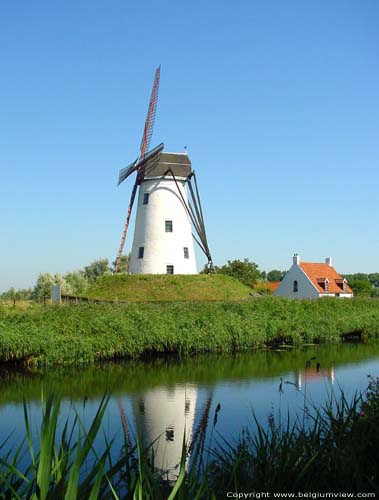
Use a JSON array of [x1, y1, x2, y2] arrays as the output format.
[[267, 269, 285, 282], [344, 273, 369, 282], [218, 259, 261, 287], [368, 273, 379, 288], [64, 271, 89, 295], [84, 259, 111, 283], [348, 279, 372, 296], [33, 273, 55, 303], [111, 254, 130, 274], [1, 287, 16, 305], [1, 288, 33, 304], [54, 273, 72, 296]]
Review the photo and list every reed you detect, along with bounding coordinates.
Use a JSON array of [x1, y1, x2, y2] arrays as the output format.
[[0, 377, 378, 497], [0, 297, 378, 366]]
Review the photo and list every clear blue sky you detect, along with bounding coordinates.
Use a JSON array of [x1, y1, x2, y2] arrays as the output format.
[[1, 0, 378, 292]]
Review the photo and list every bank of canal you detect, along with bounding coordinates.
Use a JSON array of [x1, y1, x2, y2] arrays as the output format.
[[1, 298, 379, 365]]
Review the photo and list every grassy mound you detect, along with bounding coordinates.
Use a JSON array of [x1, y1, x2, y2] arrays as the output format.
[[81, 274, 252, 302]]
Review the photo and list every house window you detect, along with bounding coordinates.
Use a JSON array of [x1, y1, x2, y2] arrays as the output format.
[[166, 265, 174, 274], [143, 193, 149, 205], [165, 220, 173, 232], [293, 280, 298, 292], [184, 247, 189, 259], [138, 246, 144, 259], [336, 279, 347, 292]]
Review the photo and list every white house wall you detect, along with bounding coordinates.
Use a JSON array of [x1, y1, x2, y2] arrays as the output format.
[[128, 177, 197, 274], [274, 264, 319, 299]]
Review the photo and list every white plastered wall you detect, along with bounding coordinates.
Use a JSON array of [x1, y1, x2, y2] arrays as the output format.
[[128, 177, 197, 274], [274, 263, 319, 299]]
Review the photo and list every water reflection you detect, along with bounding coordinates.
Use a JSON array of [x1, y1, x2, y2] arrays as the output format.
[[0, 342, 377, 472], [294, 366, 335, 389], [132, 385, 198, 481]]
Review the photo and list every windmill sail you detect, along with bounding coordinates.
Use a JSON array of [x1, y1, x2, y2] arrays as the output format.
[[115, 66, 161, 272], [139, 66, 160, 157], [118, 143, 164, 186]]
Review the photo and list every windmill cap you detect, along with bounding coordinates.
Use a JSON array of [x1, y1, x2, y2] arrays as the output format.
[[144, 151, 192, 179]]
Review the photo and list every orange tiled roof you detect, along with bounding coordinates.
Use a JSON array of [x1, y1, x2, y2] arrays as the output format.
[[265, 281, 281, 292], [299, 262, 353, 295]]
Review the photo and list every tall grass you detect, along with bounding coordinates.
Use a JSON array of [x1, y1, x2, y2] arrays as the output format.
[[0, 377, 378, 497], [0, 297, 379, 365]]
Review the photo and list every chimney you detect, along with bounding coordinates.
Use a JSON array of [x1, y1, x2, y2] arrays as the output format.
[[293, 253, 300, 266], [325, 257, 333, 267]]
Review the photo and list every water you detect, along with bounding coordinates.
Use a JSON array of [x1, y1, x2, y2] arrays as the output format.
[[0, 342, 378, 477]]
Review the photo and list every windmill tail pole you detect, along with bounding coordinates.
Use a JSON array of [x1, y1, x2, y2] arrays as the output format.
[[115, 182, 138, 272]]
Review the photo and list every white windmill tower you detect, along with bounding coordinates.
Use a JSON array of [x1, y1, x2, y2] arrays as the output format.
[[131, 385, 198, 482], [115, 67, 213, 274]]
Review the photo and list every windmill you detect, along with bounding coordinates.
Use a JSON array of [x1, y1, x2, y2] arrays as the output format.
[[115, 66, 213, 274]]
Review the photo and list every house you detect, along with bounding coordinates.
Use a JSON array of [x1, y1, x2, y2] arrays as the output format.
[[274, 254, 353, 299], [265, 281, 281, 293]]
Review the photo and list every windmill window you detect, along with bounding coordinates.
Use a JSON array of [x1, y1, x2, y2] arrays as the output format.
[[143, 193, 149, 205], [166, 426, 175, 442], [185, 399, 191, 414], [138, 247, 144, 259], [184, 247, 189, 259], [166, 265, 174, 275], [165, 220, 173, 232], [293, 280, 298, 292]]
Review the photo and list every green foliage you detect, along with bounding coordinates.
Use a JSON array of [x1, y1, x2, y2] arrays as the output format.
[[252, 282, 273, 295], [1, 287, 33, 304], [348, 279, 372, 296], [64, 271, 89, 295], [32, 273, 56, 303], [0, 297, 378, 366], [53, 273, 72, 295], [343, 272, 379, 297], [0, 392, 112, 499], [84, 259, 111, 284], [1, 287, 16, 304], [362, 375, 379, 417], [207, 387, 379, 494], [32, 273, 73, 302], [266, 269, 285, 282], [217, 258, 261, 287], [368, 273, 379, 288], [112, 254, 130, 274]]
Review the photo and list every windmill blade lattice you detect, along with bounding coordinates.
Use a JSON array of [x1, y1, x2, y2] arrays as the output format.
[[115, 66, 161, 272]]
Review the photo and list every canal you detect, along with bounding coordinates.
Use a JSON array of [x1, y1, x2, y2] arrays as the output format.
[[0, 342, 378, 478]]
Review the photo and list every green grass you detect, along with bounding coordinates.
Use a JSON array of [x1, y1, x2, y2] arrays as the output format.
[[1, 377, 378, 497], [81, 274, 252, 302], [0, 297, 379, 366]]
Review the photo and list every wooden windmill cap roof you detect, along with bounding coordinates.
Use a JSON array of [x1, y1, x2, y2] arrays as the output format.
[[143, 151, 192, 179]]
